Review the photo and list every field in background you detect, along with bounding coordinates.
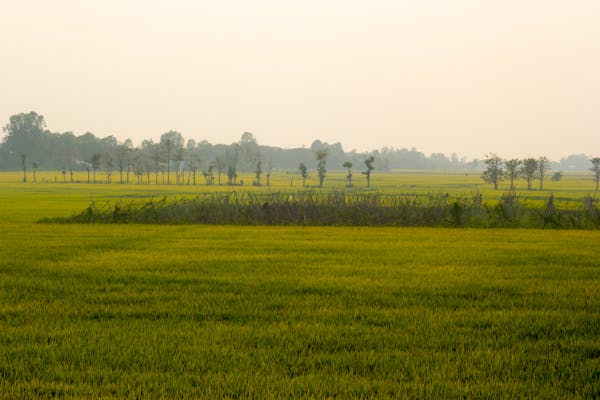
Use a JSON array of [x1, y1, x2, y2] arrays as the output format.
[[1, 170, 598, 223], [1, 171, 599, 398]]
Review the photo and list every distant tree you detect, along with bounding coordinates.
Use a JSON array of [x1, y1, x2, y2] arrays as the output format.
[[32, 161, 38, 183], [215, 156, 224, 185], [343, 161, 353, 187], [203, 165, 214, 185], [61, 167, 66, 183], [551, 171, 563, 182], [174, 148, 185, 184], [520, 158, 539, 190], [91, 153, 102, 183], [160, 130, 184, 184], [315, 148, 328, 188], [145, 141, 162, 185], [538, 156, 550, 190], [240, 132, 259, 171], [20, 154, 27, 182], [115, 142, 132, 184], [504, 159, 521, 191], [186, 149, 200, 186], [299, 162, 308, 187], [481, 153, 503, 190], [362, 156, 375, 188], [265, 159, 272, 187], [104, 152, 113, 183], [3, 112, 46, 168], [227, 165, 237, 185], [591, 157, 600, 191], [254, 160, 262, 186]]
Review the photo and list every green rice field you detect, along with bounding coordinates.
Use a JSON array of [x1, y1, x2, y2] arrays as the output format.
[[1, 171, 599, 398]]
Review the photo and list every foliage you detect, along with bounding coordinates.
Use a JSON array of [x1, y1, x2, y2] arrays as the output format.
[[362, 156, 375, 188], [504, 159, 521, 191], [481, 154, 503, 190], [315, 149, 328, 188], [590, 157, 600, 191], [520, 158, 539, 190], [45, 191, 600, 229]]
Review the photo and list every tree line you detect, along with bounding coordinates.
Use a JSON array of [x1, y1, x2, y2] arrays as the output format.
[[482, 153, 600, 191], [1, 111, 598, 185], [2, 112, 381, 187]]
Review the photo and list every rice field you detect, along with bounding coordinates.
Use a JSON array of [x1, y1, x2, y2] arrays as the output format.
[[0, 171, 599, 398]]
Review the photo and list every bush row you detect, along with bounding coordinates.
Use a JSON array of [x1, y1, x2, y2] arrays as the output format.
[[41, 191, 600, 229]]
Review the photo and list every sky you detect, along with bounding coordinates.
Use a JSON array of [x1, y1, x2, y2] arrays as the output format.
[[1, 0, 599, 161]]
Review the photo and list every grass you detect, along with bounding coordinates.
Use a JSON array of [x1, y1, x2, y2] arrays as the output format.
[[1, 172, 599, 398]]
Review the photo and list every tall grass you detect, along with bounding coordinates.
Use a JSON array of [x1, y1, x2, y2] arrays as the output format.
[[44, 191, 600, 228]]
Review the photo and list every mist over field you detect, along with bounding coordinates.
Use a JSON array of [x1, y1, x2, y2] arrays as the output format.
[[2, 2, 600, 398]]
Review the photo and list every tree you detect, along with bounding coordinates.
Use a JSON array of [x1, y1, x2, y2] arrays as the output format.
[[32, 161, 38, 183], [299, 162, 308, 187], [215, 156, 224, 185], [203, 165, 214, 185], [362, 156, 375, 188], [504, 159, 521, 191], [91, 153, 102, 183], [160, 130, 184, 184], [591, 158, 600, 191], [520, 158, 539, 190], [265, 159, 272, 187], [343, 161, 353, 187], [551, 171, 563, 182], [115, 141, 132, 184], [227, 165, 237, 185], [104, 152, 113, 183], [254, 160, 262, 186], [240, 132, 259, 171], [315, 148, 328, 188], [20, 154, 27, 182], [538, 156, 550, 190], [3, 112, 46, 167], [481, 153, 503, 190]]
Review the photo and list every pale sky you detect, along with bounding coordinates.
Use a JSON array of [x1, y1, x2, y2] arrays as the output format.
[[1, 0, 599, 160]]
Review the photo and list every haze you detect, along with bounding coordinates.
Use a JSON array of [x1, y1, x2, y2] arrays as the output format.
[[2, 0, 599, 160]]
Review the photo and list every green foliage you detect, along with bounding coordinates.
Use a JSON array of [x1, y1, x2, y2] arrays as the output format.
[[315, 149, 328, 188], [362, 156, 375, 188], [481, 154, 503, 190], [590, 157, 600, 191], [520, 158, 539, 190], [47, 191, 600, 229]]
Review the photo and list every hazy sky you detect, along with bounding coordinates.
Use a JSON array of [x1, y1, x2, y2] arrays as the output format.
[[1, 0, 599, 160]]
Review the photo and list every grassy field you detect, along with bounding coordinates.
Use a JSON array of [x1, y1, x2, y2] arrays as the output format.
[[1, 172, 599, 398]]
